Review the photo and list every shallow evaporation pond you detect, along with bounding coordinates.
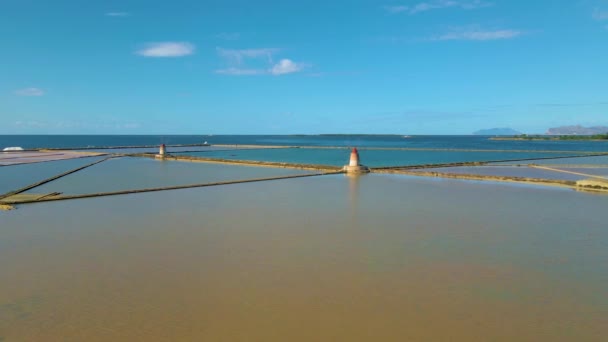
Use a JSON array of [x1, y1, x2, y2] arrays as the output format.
[[2, 174, 608, 340], [0, 151, 102, 166], [24, 157, 318, 195], [420, 166, 584, 181], [0, 156, 107, 194], [490, 154, 608, 166], [547, 167, 608, 178], [77, 145, 248, 154], [179, 148, 579, 167]]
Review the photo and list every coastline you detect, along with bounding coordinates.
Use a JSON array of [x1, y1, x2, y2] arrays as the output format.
[[490, 137, 608, 142], [213, 144, 606, 154]]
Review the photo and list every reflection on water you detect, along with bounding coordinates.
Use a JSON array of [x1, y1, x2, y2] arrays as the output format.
[[346, 173, 366, 223], [1, 174, 608, 341]]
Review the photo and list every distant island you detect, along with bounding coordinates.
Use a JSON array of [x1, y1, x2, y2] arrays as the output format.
[[486, 125, 608, 141], [473, 128, 522, 135], [546, 125, 608, 135], [491, 133, 608, 141]]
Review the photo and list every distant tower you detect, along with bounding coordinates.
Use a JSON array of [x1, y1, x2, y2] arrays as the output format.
[[349, 148, 360, 166], [156, 143, 166, 159], [343, 148, 370, 173]]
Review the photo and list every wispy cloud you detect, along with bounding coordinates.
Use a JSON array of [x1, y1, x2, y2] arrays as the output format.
[[216, 47, 280, 65], [105, 12, 129, 17], [434, 27, 523, 41], [14, 87, 45, 96], [412, 0, 491, 13], [385, 0, 491, 14], [136, 42, 195, 57], [216, 60, 305, 76], [215, 48, 306, 76], [270, 59, 305, 75], [593, 8, 608, 20]]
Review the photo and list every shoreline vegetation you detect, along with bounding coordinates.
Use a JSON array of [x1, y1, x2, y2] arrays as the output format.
[[490, 133, 608, 141]]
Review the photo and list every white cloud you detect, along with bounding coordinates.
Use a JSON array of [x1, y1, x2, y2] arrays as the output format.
[[215, 48, 305, 76], [269, 59, 304, 75], [593, 9, 608, 20], [105, 12, 129, 17], [385, 0, 491, 14], [434, 28, 523, 41], [137, 42, 195, 57], [215, 60, 306, 76], [215, 68, 267, 75], [14, 87, 45, 96], [216, 47, 280, 65]]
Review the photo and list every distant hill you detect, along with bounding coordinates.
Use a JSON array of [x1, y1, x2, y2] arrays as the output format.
[[546, 125, 608, 135], [473, 128, 521, 135]]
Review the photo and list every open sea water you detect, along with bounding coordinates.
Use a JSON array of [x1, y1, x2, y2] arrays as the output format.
[[2, 134, 608, 152], [2, 135, 607, 168]]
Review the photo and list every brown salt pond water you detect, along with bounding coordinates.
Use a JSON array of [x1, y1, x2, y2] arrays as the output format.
[[1, 173, 608, 341]]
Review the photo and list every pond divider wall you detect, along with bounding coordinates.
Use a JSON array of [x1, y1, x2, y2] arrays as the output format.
[[131, 153, 342, 172], [0, 156, 114, 201], [373, 168, 577, 188], [1, 171, 343, 206], [372, 152, 608, 171]]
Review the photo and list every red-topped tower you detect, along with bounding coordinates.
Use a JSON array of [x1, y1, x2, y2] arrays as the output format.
[[343, 147, 369, 173], [156, 143, 166, 159]]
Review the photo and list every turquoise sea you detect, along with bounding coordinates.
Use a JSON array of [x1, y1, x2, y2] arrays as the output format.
[[2, 134, 608, 152], [2, 135, 607, 168]]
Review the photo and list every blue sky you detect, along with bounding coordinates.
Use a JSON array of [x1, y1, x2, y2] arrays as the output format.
[[1, 0, 607, 134]]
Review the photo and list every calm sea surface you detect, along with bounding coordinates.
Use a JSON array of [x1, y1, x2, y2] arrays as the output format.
[[2, 134, 608, 151]]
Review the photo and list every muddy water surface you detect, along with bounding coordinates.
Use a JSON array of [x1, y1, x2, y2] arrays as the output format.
[[1, 174, 608, 341]]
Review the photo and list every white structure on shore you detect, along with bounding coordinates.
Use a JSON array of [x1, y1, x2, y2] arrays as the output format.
[[343, 148, 369, 173], [155, 144, 166, 159], [3, 147, 24, 151]]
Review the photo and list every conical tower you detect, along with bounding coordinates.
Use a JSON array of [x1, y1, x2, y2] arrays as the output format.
[[343, 148, 369, 173]]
